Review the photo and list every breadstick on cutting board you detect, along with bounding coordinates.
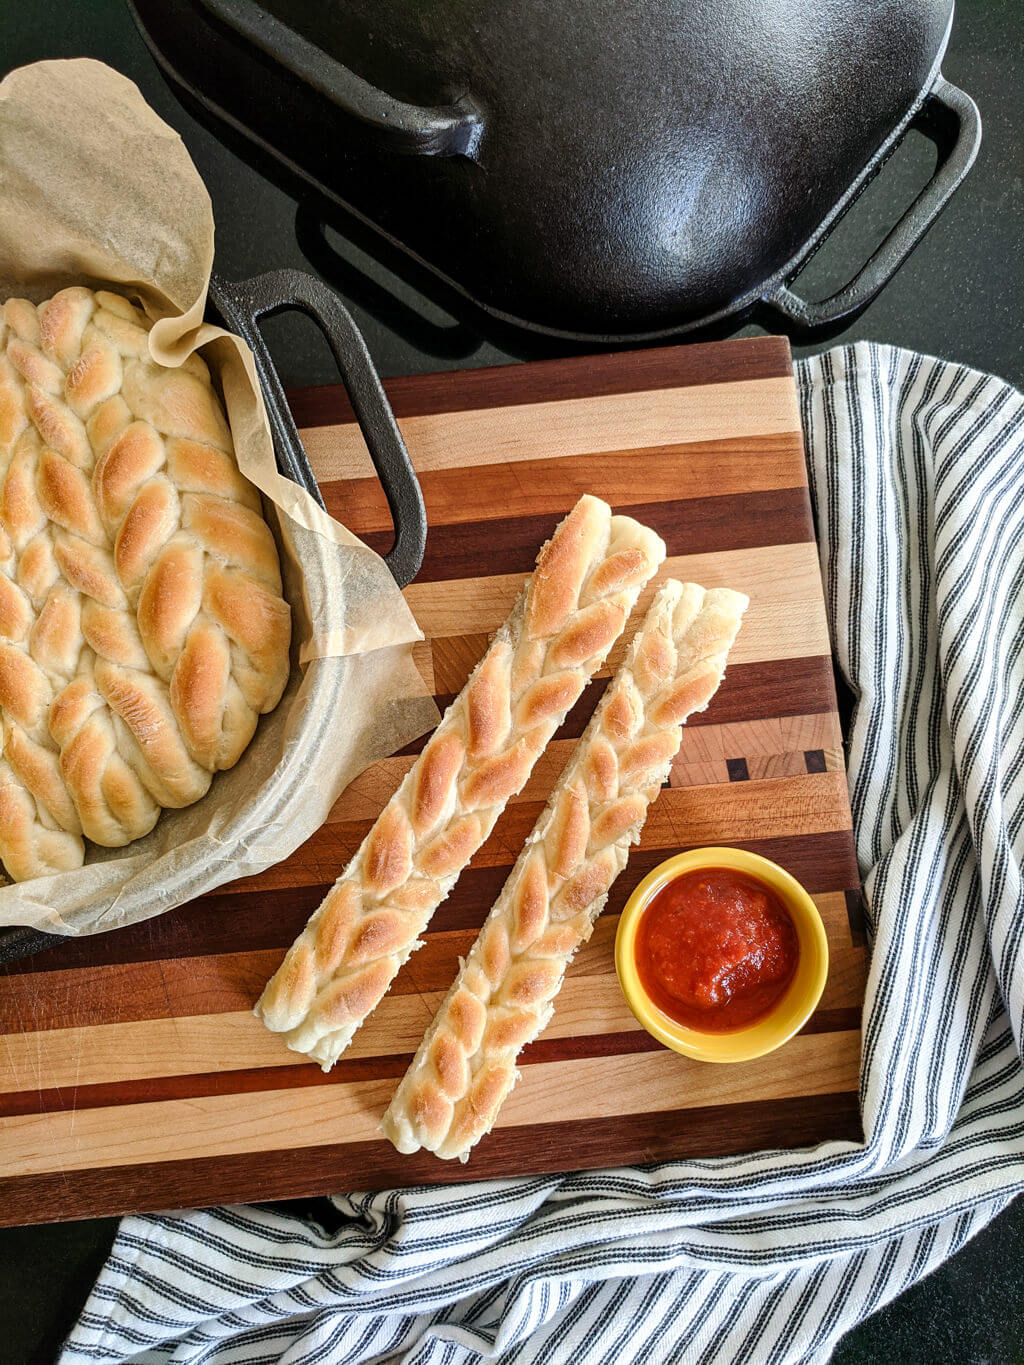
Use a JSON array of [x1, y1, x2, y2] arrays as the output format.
[[381, 579, 747, 1160], [256, 495, 666, 1068]]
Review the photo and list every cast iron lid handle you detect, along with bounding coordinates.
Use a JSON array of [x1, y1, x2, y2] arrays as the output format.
[[198, 0, 483, 158], [208, 268, 427, 589], [767, 76, 981, 329]]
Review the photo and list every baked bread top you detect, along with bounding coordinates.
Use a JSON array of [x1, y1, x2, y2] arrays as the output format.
[[0, 286, 291, 881]]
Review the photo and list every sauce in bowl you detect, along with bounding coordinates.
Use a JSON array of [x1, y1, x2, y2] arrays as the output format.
[[633, 867, 799, 1033]]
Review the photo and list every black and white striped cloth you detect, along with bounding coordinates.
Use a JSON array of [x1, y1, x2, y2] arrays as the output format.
[[63, 343, 1024, 1365]]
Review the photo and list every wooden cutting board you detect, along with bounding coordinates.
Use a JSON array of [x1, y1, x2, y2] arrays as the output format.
[[0, 336, 865, 1226]]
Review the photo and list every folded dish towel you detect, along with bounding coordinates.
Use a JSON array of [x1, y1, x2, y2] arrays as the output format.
[[62, 343, 1024, 1365]]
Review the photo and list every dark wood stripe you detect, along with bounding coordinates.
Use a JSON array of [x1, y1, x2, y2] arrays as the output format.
[[422, 833, 861, 934], [0, 1058, 401, 1118], [806, 1008, 863, 1036], [0, 951, 280, 1033], [325, 434, 807, 539], [395, 656, 840, 759], [0, 883, 329, 977], [0, 926, 607, 1030], [287, 337, 794, 427], [845, 888, 868, 942], [448, 832, 859, 927], [649, 656, 838, 728], [1, 1010, 861, 1119], [1, 829, 858, 983], [0, 1090, 859, 1226], [356, 488, 812, 584]]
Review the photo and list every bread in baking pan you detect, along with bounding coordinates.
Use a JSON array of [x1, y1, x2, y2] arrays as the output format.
[[381, 579, 748, 1160], [256, 495, 666, 1068], [0, 287, 291, 881]]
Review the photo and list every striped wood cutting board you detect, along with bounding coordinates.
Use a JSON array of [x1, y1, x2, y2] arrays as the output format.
[[0, 336, 865, 1225]]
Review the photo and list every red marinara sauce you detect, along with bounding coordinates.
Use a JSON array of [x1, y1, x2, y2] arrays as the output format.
[[634, 868, 799, 1032]]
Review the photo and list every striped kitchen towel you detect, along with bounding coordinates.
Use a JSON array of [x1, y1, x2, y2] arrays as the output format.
[[62, 343, 1024, 1365]]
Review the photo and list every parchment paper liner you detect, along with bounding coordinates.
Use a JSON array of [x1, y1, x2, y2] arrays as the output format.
[[0, 58, 438, 934]]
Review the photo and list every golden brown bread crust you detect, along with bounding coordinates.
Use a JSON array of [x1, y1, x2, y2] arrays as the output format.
[[381, 579, 748, 1160], [255, 495, 666, 1068], [0, 287, 291, 881]]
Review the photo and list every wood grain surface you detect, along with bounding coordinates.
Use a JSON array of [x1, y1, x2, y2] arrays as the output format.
[[0, 336, 865, 1226]]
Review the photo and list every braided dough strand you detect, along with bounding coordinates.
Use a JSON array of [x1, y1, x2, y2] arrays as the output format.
[[256, 496, 666, 1068], [0, 287, 290, 880], [381, 579, 748, 1160]]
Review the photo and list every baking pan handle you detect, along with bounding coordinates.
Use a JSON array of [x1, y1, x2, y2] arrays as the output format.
[[197, 0, 483, 158], [767, 77, 981, 329], [208, 269, 427, 588]]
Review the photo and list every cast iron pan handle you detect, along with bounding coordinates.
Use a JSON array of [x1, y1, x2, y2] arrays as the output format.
[[208, 269, 427, 588], [767, 77, 981, 329], [198, 0, 483, 158]]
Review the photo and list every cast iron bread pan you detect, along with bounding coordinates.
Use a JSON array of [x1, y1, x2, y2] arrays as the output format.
[[128, 0, 980, 342], [0, 268, 426, 964]]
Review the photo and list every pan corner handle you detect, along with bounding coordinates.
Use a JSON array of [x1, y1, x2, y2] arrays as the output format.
[[208, 269, 427, 589], [767, 75, 981, 330]]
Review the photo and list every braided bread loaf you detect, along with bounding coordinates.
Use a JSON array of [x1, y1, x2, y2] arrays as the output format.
[[0, 287, 291, 881], [256, 495, 666, 1067], [381, 579, 747, 1160]]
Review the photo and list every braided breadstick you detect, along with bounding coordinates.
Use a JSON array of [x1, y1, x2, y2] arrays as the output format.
[[256, 496, 665, 1068], [381, 579, 748, 1160]]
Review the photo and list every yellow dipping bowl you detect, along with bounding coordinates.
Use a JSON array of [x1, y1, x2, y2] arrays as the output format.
[[615, 847, 829, 1064]]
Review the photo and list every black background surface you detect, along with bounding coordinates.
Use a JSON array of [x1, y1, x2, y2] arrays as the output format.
[[0, 2, 1022, 1361]]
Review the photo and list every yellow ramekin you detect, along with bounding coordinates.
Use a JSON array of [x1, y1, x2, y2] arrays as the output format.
[[615, 847, 829, 1063]]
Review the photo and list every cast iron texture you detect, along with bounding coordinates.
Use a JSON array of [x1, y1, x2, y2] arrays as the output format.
[[0, 268, 426, 964], [128, 0, 980, 341]]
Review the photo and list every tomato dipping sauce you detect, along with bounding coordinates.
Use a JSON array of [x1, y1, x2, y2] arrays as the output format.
[[634, 868, 799, 1033]]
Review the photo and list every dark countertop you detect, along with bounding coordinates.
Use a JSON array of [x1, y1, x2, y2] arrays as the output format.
[[1, 2, 1022, 1362]]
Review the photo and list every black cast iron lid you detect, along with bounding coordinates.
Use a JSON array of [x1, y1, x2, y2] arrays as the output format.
[[131, 0, 980, 340]]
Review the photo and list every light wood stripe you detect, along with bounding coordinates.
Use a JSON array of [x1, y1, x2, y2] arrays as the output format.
[[1, 971, 664, 1092], [329, 713, 843, 822], [289, 338, 794, 427], [300, 377, 800, 482], [403, 545, 831, 667], [0, 1030, 860, 1177]]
